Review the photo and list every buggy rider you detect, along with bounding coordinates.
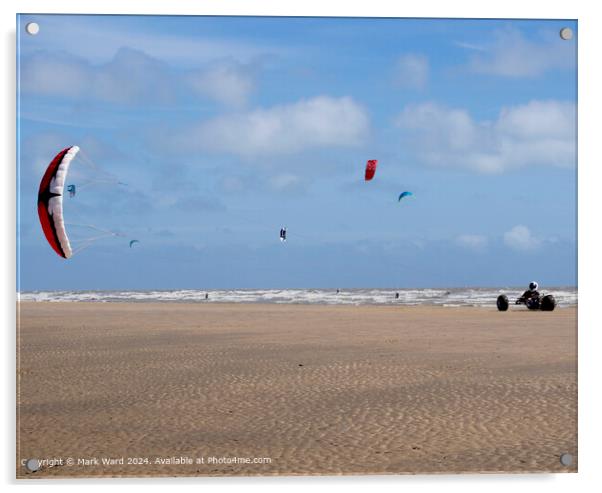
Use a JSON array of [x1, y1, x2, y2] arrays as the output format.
[[516, 282, 540, 308]]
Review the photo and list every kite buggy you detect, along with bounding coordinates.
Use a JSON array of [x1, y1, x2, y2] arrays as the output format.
[[496, 282, 557, 311]]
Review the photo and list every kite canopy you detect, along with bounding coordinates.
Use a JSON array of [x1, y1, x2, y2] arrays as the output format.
[[398, 191, 413, 201], [37, 146, 79, 258], [129, 240, 140, 248], [365, 160, 378, 181]]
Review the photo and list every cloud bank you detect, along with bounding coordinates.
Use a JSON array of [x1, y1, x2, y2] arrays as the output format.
[[174, 96, 370, 157], [396, 99, 575, 173], [21, 48, 257, 108]]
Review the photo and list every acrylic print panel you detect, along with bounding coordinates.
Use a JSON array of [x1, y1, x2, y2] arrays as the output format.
[[16, 14, 577, 478]]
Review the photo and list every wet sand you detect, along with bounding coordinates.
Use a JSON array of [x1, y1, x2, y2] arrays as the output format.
[[17, 302, 577, 477]]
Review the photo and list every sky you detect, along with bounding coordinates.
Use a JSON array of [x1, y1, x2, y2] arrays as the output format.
[[17, 15, 577, 290]]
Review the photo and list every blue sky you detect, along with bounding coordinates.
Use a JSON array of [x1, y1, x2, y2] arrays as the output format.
[[17, 15, 577, 290]]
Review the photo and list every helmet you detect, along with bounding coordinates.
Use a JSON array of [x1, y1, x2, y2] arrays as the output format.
[[529, 282, 539, 291]]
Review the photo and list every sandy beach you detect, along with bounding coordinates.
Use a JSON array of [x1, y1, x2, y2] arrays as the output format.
[[17, 302, 577, 477]]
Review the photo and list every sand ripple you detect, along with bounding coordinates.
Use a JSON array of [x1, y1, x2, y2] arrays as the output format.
[[17, 303, 577, 477]]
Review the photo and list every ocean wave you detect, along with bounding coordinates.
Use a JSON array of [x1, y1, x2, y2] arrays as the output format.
[[18, 287, 578, 307]]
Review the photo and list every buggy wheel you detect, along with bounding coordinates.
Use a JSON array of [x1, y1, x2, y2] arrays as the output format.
[[541, 294, 556, 311], [497, 294, 509, 311]]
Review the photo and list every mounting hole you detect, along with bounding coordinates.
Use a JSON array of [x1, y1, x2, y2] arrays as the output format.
[[560, 453, 573, 466], [559, 27, 573, 40], [25, 458, 40, 472], [25, 22, 40, 35]]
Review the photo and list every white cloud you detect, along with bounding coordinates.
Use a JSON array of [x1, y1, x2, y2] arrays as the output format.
[[21, 48, 258, 108], [21, 48, 176, 106], [504, 225, 541, 251], [395, 100, 575, 173], [188, 61, 255, 107], [496, 100, 575, 139], [465, 28, 574, 78], [178, 96, 370, 156], [456, 234, 488, 251], [393, 54, 429, 89]]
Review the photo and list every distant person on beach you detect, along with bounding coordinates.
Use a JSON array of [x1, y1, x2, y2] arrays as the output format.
[[395, 292, 399, 299], [336, 289, 340, 294], [205, 293, 209, 300]]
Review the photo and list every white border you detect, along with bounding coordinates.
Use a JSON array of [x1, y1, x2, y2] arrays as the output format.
[[3, 1, 601, 492]]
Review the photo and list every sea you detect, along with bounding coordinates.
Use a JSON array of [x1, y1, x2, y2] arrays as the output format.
[[18, 287, 577, 308]]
